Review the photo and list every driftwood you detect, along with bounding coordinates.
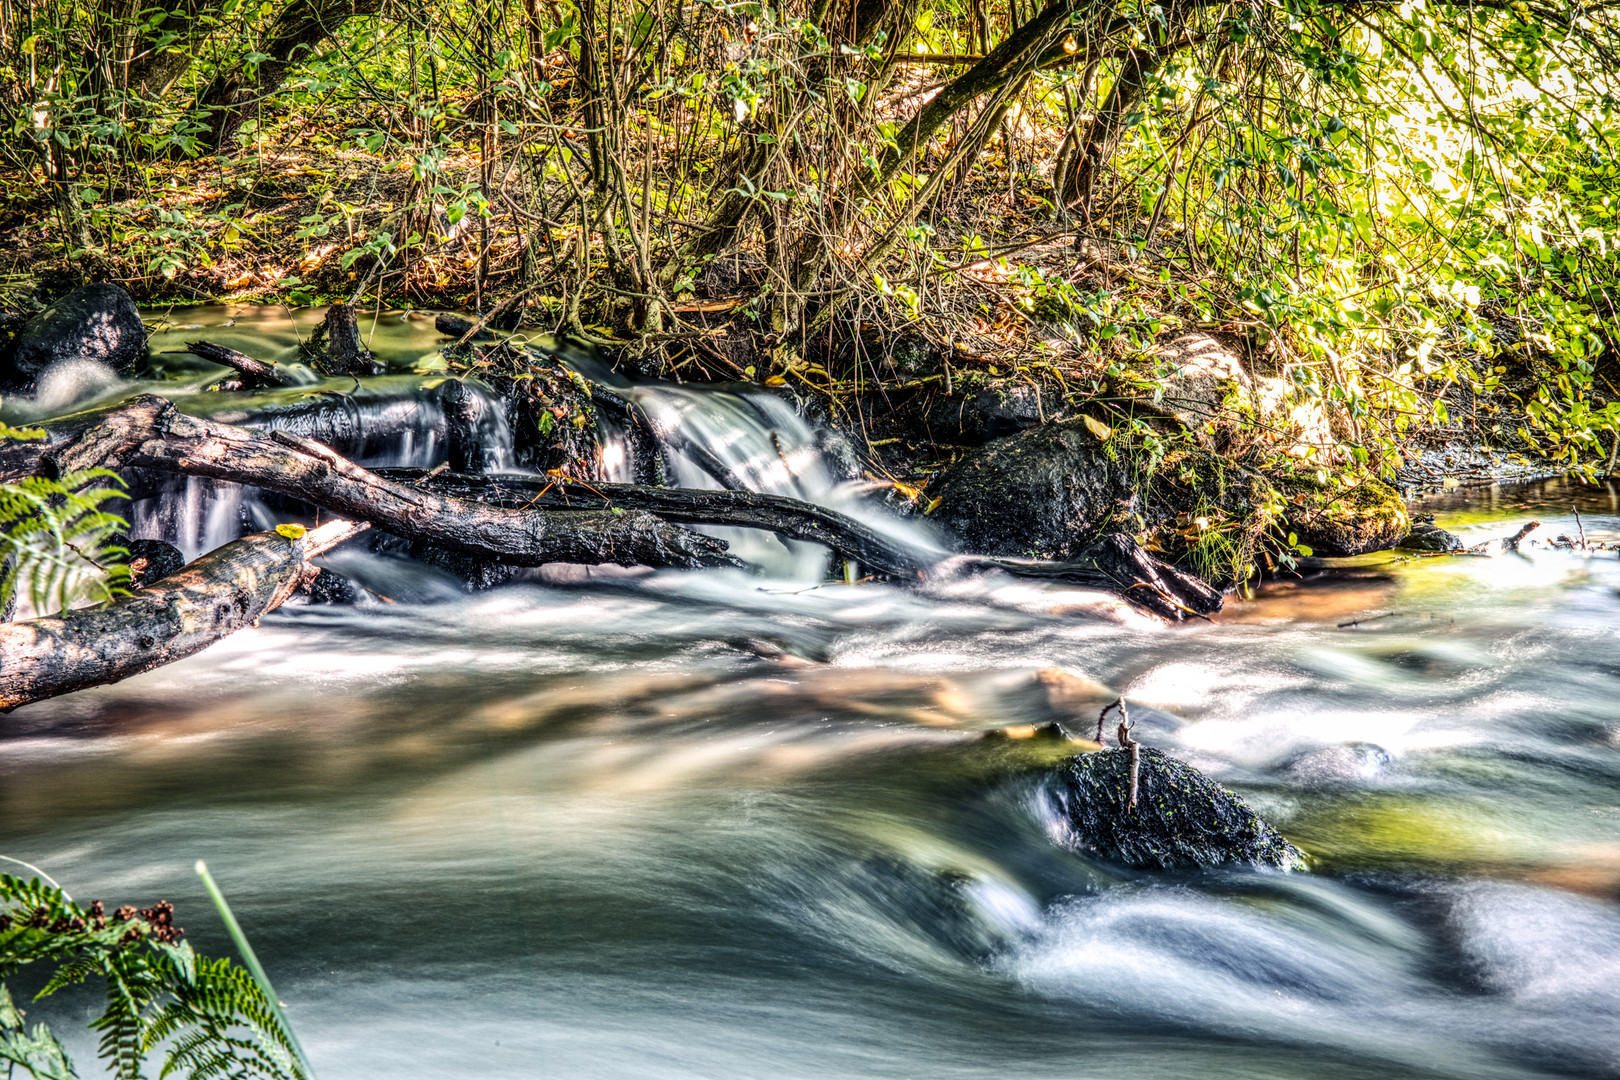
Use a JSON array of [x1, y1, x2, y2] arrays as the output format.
[[38, 395, 740, 571], [375, 469, 1223, 620], [1468, 519, 1540, 554], [434, 313, 495, 342], [186, 340, 303, 389], [0, 519, 366, 710]]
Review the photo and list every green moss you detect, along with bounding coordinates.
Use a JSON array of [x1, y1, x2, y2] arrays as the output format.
[[1282, 475, 1409, 557]]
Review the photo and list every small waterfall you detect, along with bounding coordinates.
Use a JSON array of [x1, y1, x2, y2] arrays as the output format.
[[600, 378, 946, 580], [130, 378, 515, 559]]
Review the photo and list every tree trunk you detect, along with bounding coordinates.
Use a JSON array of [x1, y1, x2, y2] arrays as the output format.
[[0, 519, 365, 711], [199, 0, 384, 151]]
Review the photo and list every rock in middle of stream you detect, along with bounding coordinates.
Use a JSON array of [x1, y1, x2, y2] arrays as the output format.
[[1051, 748, 1304, 871]]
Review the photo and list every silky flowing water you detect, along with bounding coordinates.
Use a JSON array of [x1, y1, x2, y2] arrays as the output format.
[[3, 307, 1619, 1079]]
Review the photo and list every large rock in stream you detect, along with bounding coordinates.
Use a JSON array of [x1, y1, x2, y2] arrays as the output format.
[[0, 283, 146, 393], [929, 417, 1131, 558], [1051, 748, 1304, 871]]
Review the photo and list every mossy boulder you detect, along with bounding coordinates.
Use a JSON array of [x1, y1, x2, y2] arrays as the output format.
[[1284, 476, 1409, 557], [1050, 747, 1304, 871]]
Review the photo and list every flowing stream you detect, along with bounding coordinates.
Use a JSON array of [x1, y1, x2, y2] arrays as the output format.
[[3, 307, 1620, 1079]]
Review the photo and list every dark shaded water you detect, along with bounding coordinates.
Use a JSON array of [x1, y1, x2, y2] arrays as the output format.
[[3, 307, 1619, 1078]]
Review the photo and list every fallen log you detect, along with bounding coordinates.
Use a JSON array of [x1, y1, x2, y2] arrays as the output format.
[[40, 395, 740, 572], [185, 340, 305, 389], [376, 468, 940, 578], [3, 381, 462, 484], [14, 397, 1219, 618], [374, 469, 1223, 620], [0, 519, 366, 711]]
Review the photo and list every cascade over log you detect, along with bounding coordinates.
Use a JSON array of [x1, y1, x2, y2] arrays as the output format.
[[0, 519, 366, 711], [376, 469, 1224, 620], [36, 395, 740, 571], [12, 397, 1222, 619]]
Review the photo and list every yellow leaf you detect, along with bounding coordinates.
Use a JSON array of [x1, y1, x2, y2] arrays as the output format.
[[1082, 415, 1112, 441], [764, 375, 787, 386], [276, 523, 307, 540]]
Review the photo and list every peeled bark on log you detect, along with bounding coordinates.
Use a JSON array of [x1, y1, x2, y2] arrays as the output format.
[[187, 340, 303, 389], [376, 469, 1223, 620], [0, 519, 367, 711], [41, 395, 740, 572]]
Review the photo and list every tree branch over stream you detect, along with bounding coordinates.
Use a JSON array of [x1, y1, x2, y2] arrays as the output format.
[[0, 518, 365, 710]]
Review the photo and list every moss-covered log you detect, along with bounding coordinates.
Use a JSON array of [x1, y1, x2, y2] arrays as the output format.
[[0, 519, 366, 711]]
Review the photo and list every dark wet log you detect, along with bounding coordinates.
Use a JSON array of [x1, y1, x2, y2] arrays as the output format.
[[375, 468, 937, 578], [434, 313, 494, 342], [980, 533, 1225, 621], [186, 340, 303, 389], [40, 395, 740, 572], [309, 304, 383, 378], [0, 519, 366, 711], [375, 469, 1224, 620]]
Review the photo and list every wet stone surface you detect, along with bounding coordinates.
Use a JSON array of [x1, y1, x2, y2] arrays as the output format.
[[1051, 748, 1305, 871]]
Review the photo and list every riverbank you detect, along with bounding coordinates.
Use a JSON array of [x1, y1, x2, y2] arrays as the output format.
[[0, 282, 1583, 597]]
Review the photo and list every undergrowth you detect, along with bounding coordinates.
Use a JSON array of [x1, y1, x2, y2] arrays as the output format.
[[0, 869, 306, 1080]]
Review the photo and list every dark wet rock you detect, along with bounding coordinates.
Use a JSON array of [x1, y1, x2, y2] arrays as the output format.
[[0, 283, 146, 392], [110, 536, 186, 589], [1399, 516, 1463, 553], [304, 567, 363, 604], [1284, 477, 1410, 557], [1051, 747, 1304, 871], [929, 417, 1132, 559]]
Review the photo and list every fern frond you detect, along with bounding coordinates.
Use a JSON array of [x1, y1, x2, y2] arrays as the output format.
[[0, 984, 77, 1080], [0, 468, 130, 616], [2, 873, 303, 1080]]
